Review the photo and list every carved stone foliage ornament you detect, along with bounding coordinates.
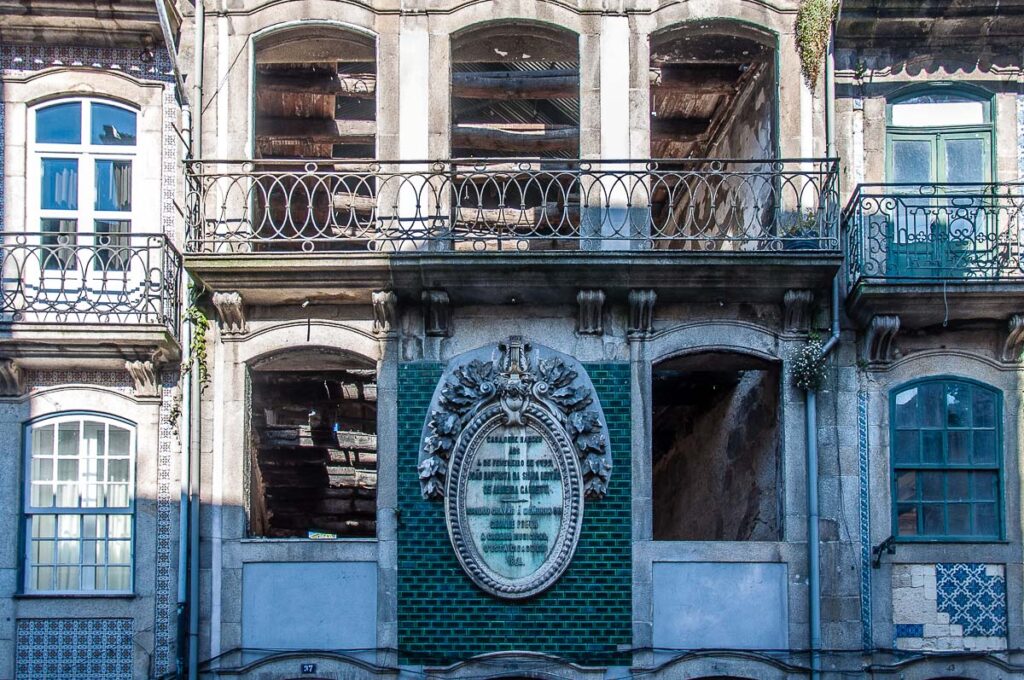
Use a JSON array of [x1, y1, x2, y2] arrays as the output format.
[[418, 337, 612, 599]]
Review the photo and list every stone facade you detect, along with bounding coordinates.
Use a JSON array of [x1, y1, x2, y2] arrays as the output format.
[[1, 1, 1024, 679]]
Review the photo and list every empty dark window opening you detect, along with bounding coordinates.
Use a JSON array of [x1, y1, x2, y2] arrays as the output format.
[[248, 354, 377, 538], [652, 352, 782, 541]]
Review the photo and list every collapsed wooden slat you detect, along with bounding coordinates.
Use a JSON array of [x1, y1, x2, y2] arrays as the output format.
[[649, 64, 743, 94], [452, 123, 578, 152], [650, 117, 712, 143], [259, 72, 376, 98], [452, 69, 579, 99], [256, 116, 376, 145], [332, 193, 377, 212], [453, 203, 580, 225]]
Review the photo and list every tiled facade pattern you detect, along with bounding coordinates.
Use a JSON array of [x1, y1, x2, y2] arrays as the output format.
[[892, 563, 1007, 651], [15, 618, 133, 680], [396, 362, 632, 665], [857, 390, 872, 648], [154, 370, 180, 675]]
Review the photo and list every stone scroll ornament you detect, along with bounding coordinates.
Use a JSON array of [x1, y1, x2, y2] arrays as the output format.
[[417, 337, 612, 599]]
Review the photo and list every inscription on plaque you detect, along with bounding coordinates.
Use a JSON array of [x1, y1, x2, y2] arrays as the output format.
[[465, 424, 563, 577]]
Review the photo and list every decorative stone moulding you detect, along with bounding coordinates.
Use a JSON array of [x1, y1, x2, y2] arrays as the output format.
[[1001, 314, 1024, 362], [576, 289, 605, 335], [125, 359, 160, 397], [372, 290, 398, 335], [628, 289, 656, 337], [422, 289, 452, 337], [211, 291, 247, 334], [0, 358, 25, 397], [865, 314, 900, 363], [417, 337, 612, 599], [783, 289, 814, 332]]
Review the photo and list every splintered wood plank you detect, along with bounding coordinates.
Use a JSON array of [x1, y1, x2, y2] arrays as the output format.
[[258, 72, 376, 98], [256, 117, 376, 145], [451, 123, 578, 153], [452, 70, 579, 99], [649, 64, 744, 94]]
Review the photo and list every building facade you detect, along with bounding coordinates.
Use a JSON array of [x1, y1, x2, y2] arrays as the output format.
[[0, 1, 1022, 678]]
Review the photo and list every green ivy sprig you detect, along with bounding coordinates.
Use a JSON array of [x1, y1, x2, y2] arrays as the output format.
[[796, 0, 838, 88]]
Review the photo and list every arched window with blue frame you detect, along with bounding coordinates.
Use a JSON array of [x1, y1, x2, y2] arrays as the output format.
[[884, 86, 995, 278], [890, 377, 1003, 541]]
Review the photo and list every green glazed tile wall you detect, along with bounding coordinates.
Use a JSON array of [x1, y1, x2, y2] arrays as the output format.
[[397, 362, 632, 665]]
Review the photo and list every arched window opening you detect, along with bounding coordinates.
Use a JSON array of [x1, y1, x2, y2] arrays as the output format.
[[652, 352, 782, 541], [247, 349, 378, 538], [24, 414, 135, 593], [450, 22, 579, 159], [890, 378, 1002, 540], [254, 26, 377, 160], [649, 22, 776, 160], [31, 99, 137, 272]]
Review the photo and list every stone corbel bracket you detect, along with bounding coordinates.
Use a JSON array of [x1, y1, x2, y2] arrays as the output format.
[[0, 358, 25, 397], [783, 289, 814, 333], [1001, 314, 1024, 362], [372, 290, 398, 335], [577, 289, 605, 336], [422, 289, 452, 337], [865, 314, 900, 364], [211, 291, 247, 335], [628, 289, 656, 338], [125, 359, 160, 398]]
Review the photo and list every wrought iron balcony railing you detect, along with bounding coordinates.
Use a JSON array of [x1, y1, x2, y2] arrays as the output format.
[[0, 232, 181, 338], [845, 183, 1024, 286], [184, 158, 839, 254]]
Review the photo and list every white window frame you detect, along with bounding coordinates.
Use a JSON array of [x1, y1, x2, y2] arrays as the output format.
[[27, 98, 139, 280], [22, 413, 137, 595]]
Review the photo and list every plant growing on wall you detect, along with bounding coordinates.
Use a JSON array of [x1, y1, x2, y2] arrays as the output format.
[[796, 0, 838, 88], [791, 333, 828, 392]]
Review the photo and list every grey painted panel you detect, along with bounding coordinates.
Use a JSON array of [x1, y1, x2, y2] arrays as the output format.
[[242, 561, 377, 650], [652, 561, 788, 650]]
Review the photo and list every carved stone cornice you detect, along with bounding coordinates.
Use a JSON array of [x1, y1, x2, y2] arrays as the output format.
[[0, 358, 25, 397], [372, 290, 398, 335], [865, 314, 900, 363], [422, 289, 452, 337], [211, 291, 247, 335], [576, 289, 605, 336], [1001, 314, 1024, 362], [628, 289, 656, 338], [783, 289, 814, 333]]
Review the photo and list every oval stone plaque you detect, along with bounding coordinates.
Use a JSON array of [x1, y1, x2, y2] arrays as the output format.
[[446, 404, 583, 599]]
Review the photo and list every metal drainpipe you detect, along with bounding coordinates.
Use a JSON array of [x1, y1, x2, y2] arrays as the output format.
[[187, 3, 205, 679], [808, 16, 840, 678]]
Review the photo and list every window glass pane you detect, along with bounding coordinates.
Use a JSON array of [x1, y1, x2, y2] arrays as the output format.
[[945, 138, 986, 184], [973, 471, 998, 500], [948, 431, 971, 464], [57, 422, 79, 456], [56, 538, 79, 564], [41, 158, 78, 210], [108, 427, 130, 456], [91, 104, 136, 145], [109, 515, 131, 538], [108, 459, 130, 483], [57, 514, 79, 538], [40, 219, 78, 271], [893, 430, 918, 463], [891, 100, 985, 127], [57, 459, 78, 482], [108, 540, 131, 565], [972, 389, 996, 427], [31, 458, 53, 482], [892, 140, 933, 184], [33, 515, 56, 538], [921, 505, 945, 534], [36, 102, 82, 144], [895, 387, 918, 427], [32, 425, 55, 458], [36, 540, 54, 564], [975, 503, 998, 536], [946, 383, 971, 428], [55, 484, 77, 507], [94, 160, 132, 211], [947, 504, 971, 535], [947, 471, 970, 501], [973, 430, 996, 465], [919, 383, 943, 428], [31, 484, 54, 507], [897, 505, 918, 536], [83, 421, 104, 456], [921, 430, 943, 464], [895, 471, 917, 501], [55, 566, 77, 590], [107, 484, 129, 508], [921, 472, 944, 500], [33, 566, 54, 590], [94, 220, 130, 272], [108, 566, 130, 590]]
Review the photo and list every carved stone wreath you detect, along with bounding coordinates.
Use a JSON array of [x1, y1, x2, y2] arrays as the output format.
[[417, 337, 613, 501]]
